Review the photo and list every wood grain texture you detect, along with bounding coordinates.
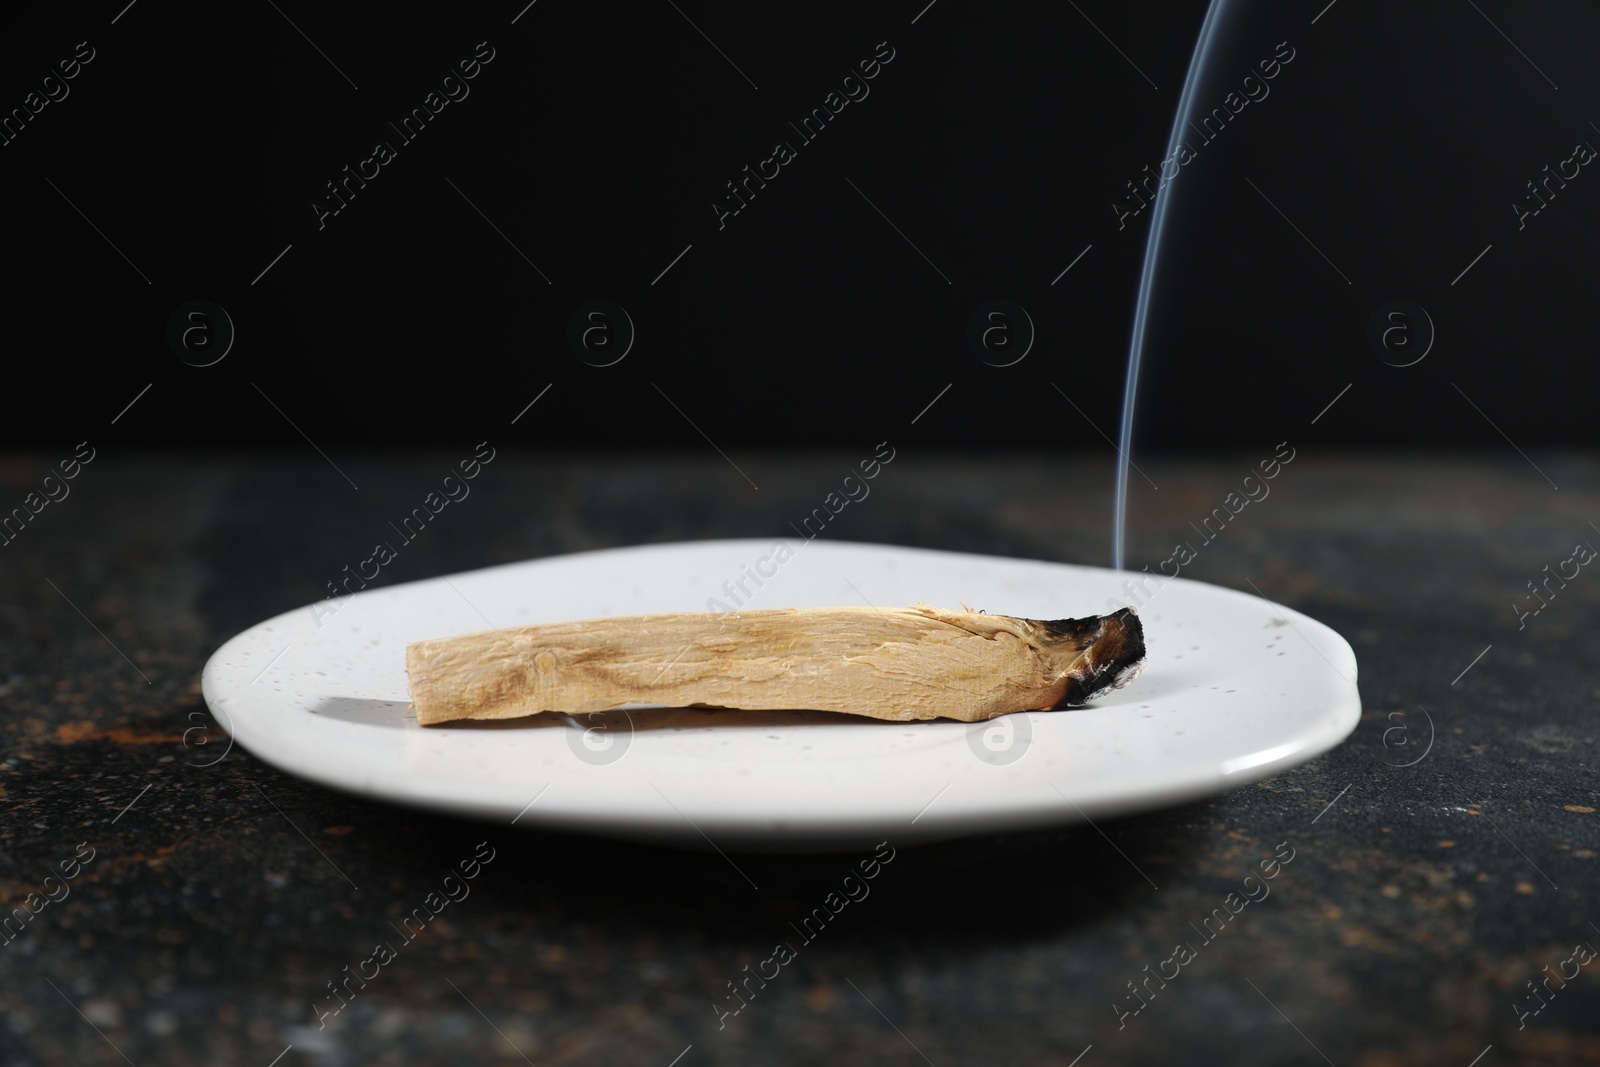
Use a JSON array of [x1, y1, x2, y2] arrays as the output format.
[[405, 604, 1145, 725]]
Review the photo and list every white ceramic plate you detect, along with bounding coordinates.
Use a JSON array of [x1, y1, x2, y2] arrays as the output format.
[[201, 540, 1360, 852]]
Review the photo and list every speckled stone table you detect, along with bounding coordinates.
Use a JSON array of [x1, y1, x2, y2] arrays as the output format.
[[2, 451, 1597, 1066]]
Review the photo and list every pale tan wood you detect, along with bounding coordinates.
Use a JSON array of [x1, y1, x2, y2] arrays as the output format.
[[405, 604, 1144, 725]]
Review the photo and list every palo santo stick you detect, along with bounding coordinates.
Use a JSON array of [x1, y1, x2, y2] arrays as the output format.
[[406, 604, 1144, 725]]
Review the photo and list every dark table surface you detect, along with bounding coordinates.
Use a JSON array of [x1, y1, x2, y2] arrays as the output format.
[[2, 450, 1597, 1067]]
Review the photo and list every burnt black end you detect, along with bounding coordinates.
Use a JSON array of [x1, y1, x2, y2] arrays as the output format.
[[1034, 613, 1112, 649], [1047, 607, 1146, 708]]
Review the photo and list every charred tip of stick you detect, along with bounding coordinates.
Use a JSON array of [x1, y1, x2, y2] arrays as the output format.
[[1048, 607, 1146, 708]]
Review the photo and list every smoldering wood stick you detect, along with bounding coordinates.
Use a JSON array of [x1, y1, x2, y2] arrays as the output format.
[[405, 604, 1145, 725]]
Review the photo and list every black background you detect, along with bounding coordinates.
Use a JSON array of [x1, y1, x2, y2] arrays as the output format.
[[4, 0, 1597, 452]]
